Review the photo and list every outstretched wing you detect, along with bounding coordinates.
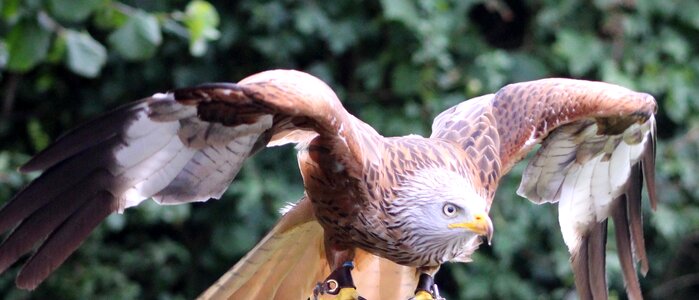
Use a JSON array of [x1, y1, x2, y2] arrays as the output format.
[[431, 78, 657, 299], [0, 69, 370, 290]]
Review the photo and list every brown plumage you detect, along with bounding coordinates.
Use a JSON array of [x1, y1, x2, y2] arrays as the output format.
[[0, 70, 656, 299]]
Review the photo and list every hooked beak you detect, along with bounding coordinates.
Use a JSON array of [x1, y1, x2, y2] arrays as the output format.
[[448, 212, 494, 245]]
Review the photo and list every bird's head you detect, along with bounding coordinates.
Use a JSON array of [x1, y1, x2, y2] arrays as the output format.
[[390, 168, 493, 262]]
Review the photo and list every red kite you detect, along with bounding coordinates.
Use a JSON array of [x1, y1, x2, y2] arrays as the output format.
[[0, 70, 656, 299]]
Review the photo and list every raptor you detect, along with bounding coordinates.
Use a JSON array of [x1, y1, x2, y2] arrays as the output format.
[[0, 70, 656, 299]]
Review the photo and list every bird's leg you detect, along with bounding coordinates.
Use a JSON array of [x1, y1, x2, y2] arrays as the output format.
[[410, 267, 446, 300], [313, 242, 365, 300]]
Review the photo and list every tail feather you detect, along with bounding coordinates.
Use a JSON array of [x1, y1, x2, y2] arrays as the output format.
[[353, 250, 418, 299], [198, 197, 419, 300], [198, 197, 323, 300]]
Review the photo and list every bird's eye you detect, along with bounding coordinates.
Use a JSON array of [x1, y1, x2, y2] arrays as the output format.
[[443, 203, 458, 217]]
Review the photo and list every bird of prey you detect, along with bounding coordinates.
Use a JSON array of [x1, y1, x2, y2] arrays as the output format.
[[0, 70, 656, 300]]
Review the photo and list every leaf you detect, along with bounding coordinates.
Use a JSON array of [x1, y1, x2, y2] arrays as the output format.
[[65, 30, 107, 77], [293, 4, 328, 34], [184, 0, 220, 56], [93, 4, 129, 29], [660, 27, 689, 62], [0, 0, 21, 22], [108, 11, 162, 60], [27, 118, 50, 152], [600, 59, 636, 88], [48, 0, 102, 23], [323, 21, 358, 54], [46, 33, 66, 63], [554, 30, 605, 76], [381, 0, 419, 29], [392, 63, 421, 96], [6, 19, 52, 72]]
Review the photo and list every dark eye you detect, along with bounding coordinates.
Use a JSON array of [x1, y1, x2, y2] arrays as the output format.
[[443, 203, 457, 217]]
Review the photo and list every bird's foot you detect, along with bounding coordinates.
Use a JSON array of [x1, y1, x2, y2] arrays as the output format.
[[409, 273, 446, 300], [335, 287, 360, 300], [411, 290, 436, 300], [409, 290, 446, 300], [312, 262, 366, 300]]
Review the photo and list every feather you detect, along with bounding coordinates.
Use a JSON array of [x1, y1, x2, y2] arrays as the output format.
[[571, 221, 609, 300], [590, 156, 613, 221], [571, 235, 593, 300], [0, 137, 120, 233], [587, 221, 609, 300], [627, 164, 649, 275], [16, 191, 116, 290], [611, 196, 643, 299], [641, 129, 657, 209], [19, 101, 147, 172], [0, 171, 110, 273], [609, 141, 631, 192], [153, 136, 257, 204], [199, 198, 418, 300], [113, 120, 180, 169], [198, 198, 323, 299]]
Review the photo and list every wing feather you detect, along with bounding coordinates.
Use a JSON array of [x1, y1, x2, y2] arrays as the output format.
[[590, 156, 613, 221], [19, 101, 147, 172]]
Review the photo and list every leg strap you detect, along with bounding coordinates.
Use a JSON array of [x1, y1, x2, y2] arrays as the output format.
[[411, 273, 446, 300], [414, 273, 435, 294], [314, 262, 358, 297]]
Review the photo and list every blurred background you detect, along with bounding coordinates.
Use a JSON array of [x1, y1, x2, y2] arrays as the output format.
[[0, 0, 697, 299]]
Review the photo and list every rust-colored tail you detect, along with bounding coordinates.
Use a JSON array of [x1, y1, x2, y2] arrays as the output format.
[[198, 197, 418, 300]]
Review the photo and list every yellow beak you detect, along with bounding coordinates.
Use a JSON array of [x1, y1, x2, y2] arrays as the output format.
[[448, 212, 494, 245]]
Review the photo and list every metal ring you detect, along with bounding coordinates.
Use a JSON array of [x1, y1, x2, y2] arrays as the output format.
[[325, 279, 339, 294]]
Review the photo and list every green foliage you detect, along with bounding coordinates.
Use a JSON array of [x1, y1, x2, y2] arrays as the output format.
[[1, 0, 698, 299], [5, 19, 51, 72], [183, 0, 220, 56], [47, 0, 102, 23], [0, 0, 219, 77], [108, 11, 162, 60], [64, 30, 107, 77]]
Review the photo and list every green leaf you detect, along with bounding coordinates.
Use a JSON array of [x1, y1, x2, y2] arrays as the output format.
[[48, 0, 102, 23], [600, 59, 635, 88], [0, 0, 20, 22], [184, 0, 220, 56], [392, 63, 421, 96], [6, 19, 52, 72], [46, 33, 66, 63], [381, 0, 419, 28], [554, 30, 605, 76], [65, 30, 107, 77], [93, 5, 129, 29], [108, 11, 162, 60], [27, 118, 50, 152], [660, 27, 689, 62]]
